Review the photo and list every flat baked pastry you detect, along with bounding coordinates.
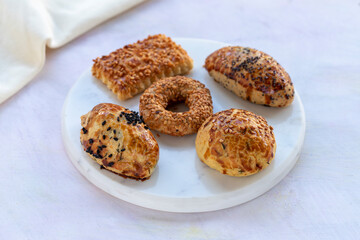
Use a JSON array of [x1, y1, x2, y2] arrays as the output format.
[[92, 34, 193, 100], [80, 103, 159, 181], [195, 109, 276, 177], [205, 46, 294, 107]]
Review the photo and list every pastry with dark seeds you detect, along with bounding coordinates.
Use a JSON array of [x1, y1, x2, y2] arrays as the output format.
[[204, 46, 294, 107], [80, 103, 159, 181]]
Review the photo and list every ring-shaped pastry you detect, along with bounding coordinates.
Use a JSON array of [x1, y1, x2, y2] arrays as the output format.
[[139, 76, 213, 136]]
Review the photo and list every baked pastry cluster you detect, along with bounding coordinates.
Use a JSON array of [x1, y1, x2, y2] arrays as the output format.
[[80, 103, 159, 181], [205, 46, 294, 107], [195, 109, 276, 177], [92, 34, 193, 100], [81, 35, 296, 180], [139, 76, 213, 136]]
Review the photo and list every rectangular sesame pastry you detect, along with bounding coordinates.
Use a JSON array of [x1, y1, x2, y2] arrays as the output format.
[[92, 34, 193, 100]]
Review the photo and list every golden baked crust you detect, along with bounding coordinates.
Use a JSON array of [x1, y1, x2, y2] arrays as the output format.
[[92, 34, 193, 100], [195, 109, 276, 177], [204, 46, 294, 107], [139, 76, 213, 136], [80, 103, 159, 181]]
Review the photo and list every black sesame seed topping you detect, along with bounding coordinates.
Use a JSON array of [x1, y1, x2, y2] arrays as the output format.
[[120, 110, 145, 126], [82, 128, 88, 134], [86, 147, 91, 153], [97, 149, 101, 154], [121, 148, 126, 152], [102, 121, 106, 126], [101, 145, 106, 148], [89, 139, 93, 144], [93, 154, 102, 159], [117, 117, 120, 122], [144, 126, 149, 130], [113, 137, 118, 141], [100, 165, 105, 169], [108, 154, 113, 158], [107, 127, 111, 131], [103, 135, 106, 140], [113, 130, 116, 134], [107, 162, 114, 167]]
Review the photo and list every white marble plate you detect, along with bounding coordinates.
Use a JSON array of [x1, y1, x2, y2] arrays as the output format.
[[61, 38, 306, 213]]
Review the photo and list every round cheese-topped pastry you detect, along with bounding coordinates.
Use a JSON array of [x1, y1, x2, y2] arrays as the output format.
[[195, 109, 276, 177]]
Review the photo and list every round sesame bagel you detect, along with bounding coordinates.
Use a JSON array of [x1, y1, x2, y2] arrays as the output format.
[[195, 109, 276, 177], [139, 76, 213, 136]]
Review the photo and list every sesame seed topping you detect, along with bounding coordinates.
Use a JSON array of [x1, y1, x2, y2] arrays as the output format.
[[139, 76, 213, 136], [82, 128, 88, 134], [92, 34, 192, 101]]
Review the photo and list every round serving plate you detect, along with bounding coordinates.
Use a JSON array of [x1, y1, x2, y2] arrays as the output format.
[[61, 38, 306, 213]]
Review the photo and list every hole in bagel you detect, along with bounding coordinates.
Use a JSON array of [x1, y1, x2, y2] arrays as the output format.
[[165, 100, 189, 112]]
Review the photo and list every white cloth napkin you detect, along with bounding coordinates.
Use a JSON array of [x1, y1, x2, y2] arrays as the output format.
[[0, 0, 145, 104]]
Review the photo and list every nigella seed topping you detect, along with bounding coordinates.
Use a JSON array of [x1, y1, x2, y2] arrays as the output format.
[[121, 148, 126, 152], [103, 135, 106, 140], [93, 153, 102, 159], [102, 121, 106, 126], [114, 137, 118, 141], [89, 139, 94, 144], [108, 154, 113, 158], [107, 127, 111, 131], [120, 110, 145, 126], [82, 128, 88, 134]]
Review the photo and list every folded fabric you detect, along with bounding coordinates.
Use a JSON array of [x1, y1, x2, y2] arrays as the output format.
[[0, 0, 145, 104]]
